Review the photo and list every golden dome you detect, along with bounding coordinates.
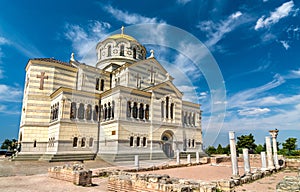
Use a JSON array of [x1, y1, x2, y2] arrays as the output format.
[[107, 33, 137, 42]]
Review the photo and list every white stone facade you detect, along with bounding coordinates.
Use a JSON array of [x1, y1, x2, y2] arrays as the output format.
[[17, 30, 205, 161]]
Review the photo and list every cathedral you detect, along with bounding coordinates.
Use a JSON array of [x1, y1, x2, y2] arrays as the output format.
[[15, 27, 205, 162]]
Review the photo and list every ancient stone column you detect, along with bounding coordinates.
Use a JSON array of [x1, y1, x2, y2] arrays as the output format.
[[134, 155, 139, 169], [187, 154, 191, 164], [261, 152, 267, 171], [176, 150, 180, 165], [243, 148, 251, 175], [265, 136, 275, 170], [269, 129, 279, 169], [229, 131, 239, 178]]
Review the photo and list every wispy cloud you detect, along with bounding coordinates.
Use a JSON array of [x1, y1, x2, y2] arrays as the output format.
[[0, 84, 23, 102], [176, 0, 192, 5], [255, 1, 295, 30], [197, 11, 245, 49], [238, 107, 270, 116], [279, 40, 290, 50], [103, 5, 164, 25], [228, 74, 285, 109], [64, 21, 111, 65]]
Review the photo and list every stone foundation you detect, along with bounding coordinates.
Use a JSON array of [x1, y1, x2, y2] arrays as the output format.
[[48, 164, 92, 186]]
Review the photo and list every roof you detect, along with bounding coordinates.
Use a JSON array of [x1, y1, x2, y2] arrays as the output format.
[[30, 58, 75, 68]]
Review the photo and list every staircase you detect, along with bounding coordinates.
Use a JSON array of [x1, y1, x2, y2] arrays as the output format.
[[11, 153, 43, 161], [98, 152, 169, 162], [39, 153, 96, 162]]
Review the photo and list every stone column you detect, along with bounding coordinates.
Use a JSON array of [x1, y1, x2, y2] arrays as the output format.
[[176, 150, 180, 165], [243, 148, 251, 175], [269, 129, 279, 169], [130, 102, 134, 118], [265, 136, 275, 170], [187, 154, 191, 164], [196, 151, 200, 163], [229, 131, 239, 178], [261, 152, 267, 171]]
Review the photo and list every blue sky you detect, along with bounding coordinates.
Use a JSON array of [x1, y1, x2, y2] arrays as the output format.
[[0, 0, 299, 147]]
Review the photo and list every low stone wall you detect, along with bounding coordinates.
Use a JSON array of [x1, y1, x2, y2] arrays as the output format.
[[285, 158, 300, 169], [48, 164, 92, 186], [107, 169, 281, 192]]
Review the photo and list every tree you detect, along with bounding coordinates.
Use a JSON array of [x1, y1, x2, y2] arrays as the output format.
[[216, 144, 224, 154], [236, 134, 257, 153], [254, 144, 265, 154], [282, 138, 297, 155], [205, 146, 216, 156], [1, 139, 17, 151]]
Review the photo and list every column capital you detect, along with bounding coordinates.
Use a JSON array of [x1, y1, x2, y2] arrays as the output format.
[[269, 129, 279, 138]]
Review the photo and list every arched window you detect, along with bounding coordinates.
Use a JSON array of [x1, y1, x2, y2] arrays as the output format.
[[133, 102, 138, 118], [89, 138, 93, 147], [129, 136, 134, 147], [127, 101, 131, 117], [139, 103, 144, 119], [73, 137, 78, 147], [78, 103, 84, 119], [50, 106, 53, 120], [166, 97, 169, 118], [133, 48, 136, 59], [104, 104, 107, 120], [108, 102, 111, 119], [192, 139, 195, 148], [161, 101, 165, 118], [188, 139, 191, 148], [70, 102, 77, 119], [95, 78, 100, 90], [86, 104, 92, 120], [170, 103, 174, 119], [81, 137, 86, 147], [100, 79, 105, 91], [120, 44, 124, 56], [93, 105, 99, 121], [142, 137, 147, 147], [55, 103, 59, 120], [136, 137, 140, 147], [145, 105, 149, 120], [108, 45, 111, 57], [33, 140, 37, 148]]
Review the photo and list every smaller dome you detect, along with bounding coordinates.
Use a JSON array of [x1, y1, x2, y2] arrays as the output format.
[[108, 34, 137, 42]]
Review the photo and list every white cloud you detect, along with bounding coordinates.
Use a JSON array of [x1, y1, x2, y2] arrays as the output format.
[[279, 40, 290, 50], [255, 1, 294, 30], [197, 11, 244, 48], [0, 84, 22, 102], [176, 0, 192, 5], [228, 74, 285, 109], [238, 107, 270, 116], [64, 21, 111, 65], [103, 5, 163, 25], [0, 37, 9, 45]]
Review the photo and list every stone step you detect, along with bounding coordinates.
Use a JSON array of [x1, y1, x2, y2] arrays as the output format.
[[98, 152, 169, 162], [179, 151, 208, 158], [11, 153, 43, 161], [40, 153, 96, 162]]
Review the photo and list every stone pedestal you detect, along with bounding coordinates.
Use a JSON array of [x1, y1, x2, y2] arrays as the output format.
[[187, 154, 191, 164], [134, 155, 139, 169], [196, 151, 199, 163], [176, 150, 180, 165], [261, 152, 267, 171], [229, 131, 239, 178], [243, 148, 251, 175]]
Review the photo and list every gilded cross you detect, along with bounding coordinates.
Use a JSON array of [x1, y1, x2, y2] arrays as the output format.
[[121, 26, 124, 34], [36, 72, 48, 90], [148, 66, 156, 84]]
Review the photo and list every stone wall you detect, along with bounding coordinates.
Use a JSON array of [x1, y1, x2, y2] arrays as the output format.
[[285, 158, 300, 169], [48, 164, 92, 186], [276, 169, 300, 192]]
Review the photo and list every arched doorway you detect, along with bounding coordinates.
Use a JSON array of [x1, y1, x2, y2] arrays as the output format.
[[161, 131, 174, 158]]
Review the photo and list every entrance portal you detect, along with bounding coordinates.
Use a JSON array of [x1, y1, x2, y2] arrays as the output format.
[[161, 131, 174, 158]]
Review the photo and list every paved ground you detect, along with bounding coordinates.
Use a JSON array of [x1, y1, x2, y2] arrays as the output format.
[[0, 156, 298, 192]]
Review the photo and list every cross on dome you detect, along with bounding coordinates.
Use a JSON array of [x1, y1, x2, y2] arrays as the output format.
[[121, 26, 125, 34]]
